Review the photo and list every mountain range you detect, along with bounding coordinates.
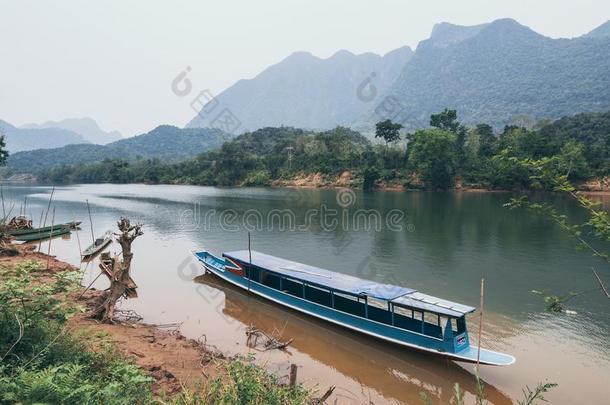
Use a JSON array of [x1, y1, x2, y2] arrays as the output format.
[[6, 125, 230, 173], [0, 119, 87, 153], [0, 117, 123, 153], [186, 47, 413, 132], [374, 18, 610, 130], [22, 117, 123, 144], [188, 18, 610, 133]]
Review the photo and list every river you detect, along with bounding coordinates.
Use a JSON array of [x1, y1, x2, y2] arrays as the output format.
[[3, 184, 609, 404]]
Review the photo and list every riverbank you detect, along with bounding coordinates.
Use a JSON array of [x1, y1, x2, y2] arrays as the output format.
[[0, 244, 313, 402], [8, 171, 609, 194]]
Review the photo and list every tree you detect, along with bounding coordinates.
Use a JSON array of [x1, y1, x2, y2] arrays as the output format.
[[92, 218, 143, 323], [430, 109, 460, 133], [0, 132, 9, 166], [362, 166, 379, 190], [430, 109, 467, 169], [375, 120, 402, 147], [557, 141, 589, 180], [475, 124, 496, 158], [407, 128, 457, 189]]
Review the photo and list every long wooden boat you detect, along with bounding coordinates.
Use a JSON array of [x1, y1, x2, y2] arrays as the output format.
[[192, 249, 515, 366], [14, 227, 72, 242], [81, 230, 113, 258], [7, 221, 81, 236]]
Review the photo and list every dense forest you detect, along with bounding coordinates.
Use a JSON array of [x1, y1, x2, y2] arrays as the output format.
[[38, 110, 610, 190]]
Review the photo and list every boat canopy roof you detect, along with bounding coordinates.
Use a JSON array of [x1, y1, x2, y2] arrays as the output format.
[[223, 250, 476, 317], [392, 292, 475, 318], [224, 250, 413, 300]]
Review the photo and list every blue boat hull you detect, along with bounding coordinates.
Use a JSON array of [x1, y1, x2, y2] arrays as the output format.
[[192, 251, 515, 366]]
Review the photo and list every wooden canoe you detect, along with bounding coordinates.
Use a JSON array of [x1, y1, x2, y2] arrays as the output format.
[[14, 227, 72, 242], [7, 221, 81, 236], [81, 230, 113, 258]]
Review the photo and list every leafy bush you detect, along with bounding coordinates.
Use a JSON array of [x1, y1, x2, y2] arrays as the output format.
[[0, 260, 311, 404], [204, 358, 309, 405], [0, 261, 154, 404]]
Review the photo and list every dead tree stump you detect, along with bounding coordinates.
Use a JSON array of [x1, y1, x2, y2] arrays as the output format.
[[92, 217, 143, 323]]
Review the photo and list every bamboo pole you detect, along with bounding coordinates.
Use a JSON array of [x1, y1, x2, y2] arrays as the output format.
[[46, 207, 56, 270], [593, 269, 610, 299], [0, 183, 5, 221], [86, 199, 95, 243], [38, 187, 55, 252], [476, 278, 485, 372], [75, 226, 83, 270], [247, 231, 252, 293]]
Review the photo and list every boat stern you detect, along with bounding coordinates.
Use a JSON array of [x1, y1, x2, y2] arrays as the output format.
[[453, 345, 516, 366]]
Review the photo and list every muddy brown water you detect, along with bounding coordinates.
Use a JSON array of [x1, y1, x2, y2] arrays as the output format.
[[5, 184, 609, 404]]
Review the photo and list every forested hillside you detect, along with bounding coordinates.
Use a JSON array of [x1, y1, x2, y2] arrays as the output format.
[[7, 125, 230, 172], [36, 110, 610, 190], [368, 19, 610, 130]]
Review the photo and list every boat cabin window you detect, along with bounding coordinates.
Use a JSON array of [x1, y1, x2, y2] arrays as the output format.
[[303, 284, 332, 307], [281, 277, 305, 298], [390, 305, 444, 339], [244, 265, 261, 283], [393, 305, 416, 318], [260, 270, 281, 290], [424, 312, 439, 326], [451, 318, 459, 333], [332, 292, 366, 317], [367, 297, 387, 309], [455, 316, 467, 334]]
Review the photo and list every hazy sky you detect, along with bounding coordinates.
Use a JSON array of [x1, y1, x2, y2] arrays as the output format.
[[0, 0, 607, 136]]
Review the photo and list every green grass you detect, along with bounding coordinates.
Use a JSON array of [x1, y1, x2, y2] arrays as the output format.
[[0, 260, 311, 405]]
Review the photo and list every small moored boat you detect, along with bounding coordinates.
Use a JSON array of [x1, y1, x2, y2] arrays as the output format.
[[14, 227, 72, 242], [81, 230, 113, 258], [7, 221, 81, 236], [192, 249, 515, 366]]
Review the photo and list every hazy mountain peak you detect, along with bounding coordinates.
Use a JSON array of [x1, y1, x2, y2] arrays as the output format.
[[0, 119, 16, 131], [428, 21, 488, 47], [1, 118, 87, 153], [383, 45, 413, 59], [481, 17, 543, 38], [22, 117, 123, 144], [330, 49, 356, 59], [187, 44, 413, 132], [283, 51, 318, 63], [583, 20, 610, 38], [426, 18, 541, 49]]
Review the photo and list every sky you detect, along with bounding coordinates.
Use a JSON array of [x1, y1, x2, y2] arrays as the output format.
[[0, 0, 607, 137]]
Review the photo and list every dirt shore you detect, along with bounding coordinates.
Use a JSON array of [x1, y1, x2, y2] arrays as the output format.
[[1, 244, 226, 396]]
